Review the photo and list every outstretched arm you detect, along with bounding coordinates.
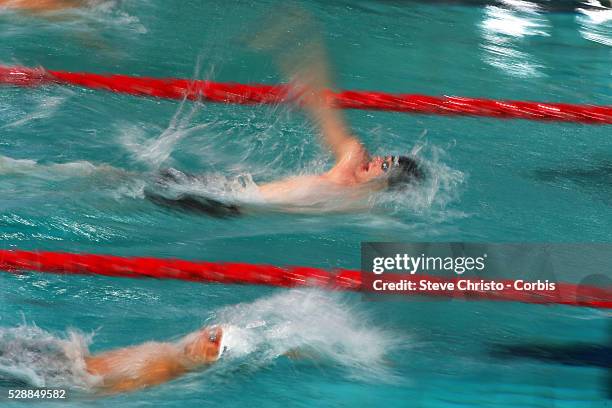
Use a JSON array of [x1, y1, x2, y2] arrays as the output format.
[[250, 6, 368, 165], [292, 53, 363, 162], [85, 327, 222, 394], [300, 86, 361, 161], [84, 342, 189, 394]]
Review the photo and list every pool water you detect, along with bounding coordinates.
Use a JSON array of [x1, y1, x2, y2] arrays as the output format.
[[0, 0, 611, 406]]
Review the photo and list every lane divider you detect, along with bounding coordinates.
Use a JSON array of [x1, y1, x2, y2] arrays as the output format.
[[1, 65, 611, 124], [0, 249, 610, 308]]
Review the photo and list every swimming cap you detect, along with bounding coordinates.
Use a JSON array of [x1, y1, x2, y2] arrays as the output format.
[[388, 155, 424, 187]]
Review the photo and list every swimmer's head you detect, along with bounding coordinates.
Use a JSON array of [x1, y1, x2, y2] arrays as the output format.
[[359, 155, 424, 188], [182, 326, 224, 365], [386, 155, 424, 188]]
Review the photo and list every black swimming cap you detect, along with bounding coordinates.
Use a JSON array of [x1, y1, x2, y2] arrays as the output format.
[[387, 155, 424, 188]]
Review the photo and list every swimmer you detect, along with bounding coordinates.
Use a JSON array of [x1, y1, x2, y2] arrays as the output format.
[[256, 69, 424, 207], [0, 0, 86, 13], [253, 11, 424, 209], [144, 10, 424, 214], [85, 325, 227, 394], [0, 0, 110, 50], [146, 52, 424, 215]]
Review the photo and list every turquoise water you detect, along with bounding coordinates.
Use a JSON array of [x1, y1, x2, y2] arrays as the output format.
[[0, 0, 611, 406]]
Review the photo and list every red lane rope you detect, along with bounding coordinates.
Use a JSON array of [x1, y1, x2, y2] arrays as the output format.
[[1, 65, 611, 124], [0, 249, 610, 309]]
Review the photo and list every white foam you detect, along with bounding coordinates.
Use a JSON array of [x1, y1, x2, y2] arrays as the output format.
[[212, 290, 406, 382], [0, 323, 97, 390], [217, 325, 237, 359]]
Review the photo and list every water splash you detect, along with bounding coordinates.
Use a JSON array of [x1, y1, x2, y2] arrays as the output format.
[[119, 104, 210, 170], [211, 290, 405, 382], [119, 58, 215, 170], [374, 139, 465, 217], [0, 322, 96, 390]]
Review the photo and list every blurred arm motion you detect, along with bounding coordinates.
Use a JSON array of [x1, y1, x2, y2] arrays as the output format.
[[256, 42, 393, 201], [85, 326, 224, 394]]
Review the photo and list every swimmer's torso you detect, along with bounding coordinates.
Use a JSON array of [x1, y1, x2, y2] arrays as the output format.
[[256, 150, 385, 212], [147, 160, 383, 215], [257, 173, 380, 212]]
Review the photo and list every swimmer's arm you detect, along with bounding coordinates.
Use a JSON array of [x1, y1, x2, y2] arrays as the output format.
[[292, 51, 363, 162], [85, 342, 197, 394], [302, 92, 361, 161]]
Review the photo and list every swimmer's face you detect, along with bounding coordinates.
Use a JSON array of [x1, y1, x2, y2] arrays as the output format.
[[184, 326, 223, 364], [357, 155, 393, 184]]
